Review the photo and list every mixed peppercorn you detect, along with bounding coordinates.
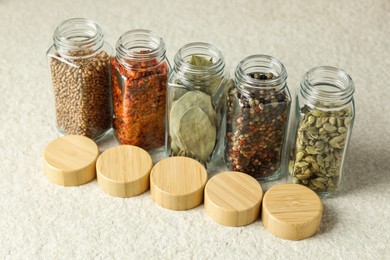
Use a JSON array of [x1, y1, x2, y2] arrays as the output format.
[[225, 72, 290, 179]]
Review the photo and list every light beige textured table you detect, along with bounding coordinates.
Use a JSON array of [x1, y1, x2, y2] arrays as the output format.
[[1, 0, 389, 258]]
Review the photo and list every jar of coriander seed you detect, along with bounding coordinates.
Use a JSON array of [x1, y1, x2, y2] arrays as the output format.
[[288, 66, 355, 197], [167, 42, 229, 167], [225, 55, 291, 181], [46, 18, 113, 140]]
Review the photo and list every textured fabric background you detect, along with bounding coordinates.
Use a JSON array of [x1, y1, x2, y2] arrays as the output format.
[[0, 0, 389, 258]]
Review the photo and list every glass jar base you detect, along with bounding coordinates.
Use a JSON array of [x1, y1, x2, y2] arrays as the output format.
[[113, 134, 167, 156], [317, 191, 338, 198], [149, 146, 167, 156], [255, 170, 283, 182], [56, 127, 113, 142], [93, 128, 113, 142]]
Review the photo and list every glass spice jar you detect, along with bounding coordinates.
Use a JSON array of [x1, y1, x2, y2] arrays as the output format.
[[288, 66, 355, 197], [225, 55, 291, 181], [111, 30, 170, 153], [167, 42, 229, 166], [46, 18, 113, 140]]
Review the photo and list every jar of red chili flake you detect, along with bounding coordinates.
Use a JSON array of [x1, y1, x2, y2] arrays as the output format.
[[111, 30, 170, 153], [225, 55, 291, 181]]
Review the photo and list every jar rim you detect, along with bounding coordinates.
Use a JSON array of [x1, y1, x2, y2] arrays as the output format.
[[301, 66, 355, 106], [173, 42, 225, 76], [53, 18, 104, 58], [235, 54, 288, 91], [115, 29, 166, 63]]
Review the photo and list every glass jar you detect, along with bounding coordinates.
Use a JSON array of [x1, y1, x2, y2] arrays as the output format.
[[288, 66, 355, 197], [167, 42, 229, 166], [225, 55, 291, 181], [111, 30, 170, 153], [46, 18, 113, 140]]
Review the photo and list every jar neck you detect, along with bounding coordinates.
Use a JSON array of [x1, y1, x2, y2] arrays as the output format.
[[300, 66, 355, 108], [115, 29, 166, 69], [234, 54, 287, 96], [173, 42, 225, 85], [53, 18, 104, 58]]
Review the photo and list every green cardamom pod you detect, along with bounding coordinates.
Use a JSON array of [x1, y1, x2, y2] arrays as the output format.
[[308, 116, 316, 125], [329, 133, 347, 148], [323, 123, 337, 132]]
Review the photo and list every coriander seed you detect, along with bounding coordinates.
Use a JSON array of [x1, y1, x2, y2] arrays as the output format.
[[47, 18, 113, 140]]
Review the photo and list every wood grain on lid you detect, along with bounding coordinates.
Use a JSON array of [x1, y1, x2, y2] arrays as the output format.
[[43, 135, 98, 186], [262, 183, 323, 240], [205, 171, 263, 226], [150, 156, 207, 210], [96, 145, 152, 198]]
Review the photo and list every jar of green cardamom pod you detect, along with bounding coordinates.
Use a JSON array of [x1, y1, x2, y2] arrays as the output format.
[[288, 66, 355, 197], [167, 42, 229, 168]]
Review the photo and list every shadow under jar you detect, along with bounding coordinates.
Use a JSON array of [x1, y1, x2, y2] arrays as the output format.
[[46, 18, 113, 140], [111, 30, 170, 153], [288, 66, 355, 197], [225, 55, 291, 181], [167, 42, 229, 166]]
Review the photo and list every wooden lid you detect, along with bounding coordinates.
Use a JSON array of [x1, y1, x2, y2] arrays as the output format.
[[96, 145, 152, 198], [204, 171, 263, 227], [262, 183, 323, 240], [43, 135, 99, 186], [150, 157, 208, 211]]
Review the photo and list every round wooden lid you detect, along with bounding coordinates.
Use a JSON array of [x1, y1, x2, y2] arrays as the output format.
[[262, 183, 323, 240], [204, 171, 263, 227], [96, 145, 152, 198], [43, 135, 99, 186], [150, 157, 208, 211]]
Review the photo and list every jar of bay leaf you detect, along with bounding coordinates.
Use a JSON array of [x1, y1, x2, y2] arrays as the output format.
[[112, 30, 170, 153], [167, 42, 229, 166], [46, 18, 113, 140], [225, 55, 291, 181], [288, 66, 355, 197]]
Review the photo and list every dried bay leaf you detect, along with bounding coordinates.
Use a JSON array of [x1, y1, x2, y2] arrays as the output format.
[[187, 55, 223, 96], [168, 55, 225, 163], [178, 106, 216, 162], [172, 87, 189, 102], [169, 91, 215, 149], [171, 91, 216, 127], [170, 139, 181, 154], [188, 55, 213, 67]]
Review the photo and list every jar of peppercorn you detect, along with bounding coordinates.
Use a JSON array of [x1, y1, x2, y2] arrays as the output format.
[[288, 66, 355, 197], [46, 18, 113, 140], [225, 55, 291, 181], [111, 29, 170, 153], [167, 42, 229, 167]]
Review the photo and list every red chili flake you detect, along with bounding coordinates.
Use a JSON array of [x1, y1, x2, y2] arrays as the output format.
[[111, 54, 168, 151]]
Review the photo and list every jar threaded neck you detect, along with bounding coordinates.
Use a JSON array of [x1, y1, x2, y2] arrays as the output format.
[[234, 54, 288, 94], [53, 18, 104, 58], [173, 42, 225, 81], [300, 66, 355, 107], [115, 29, 166, 68]]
